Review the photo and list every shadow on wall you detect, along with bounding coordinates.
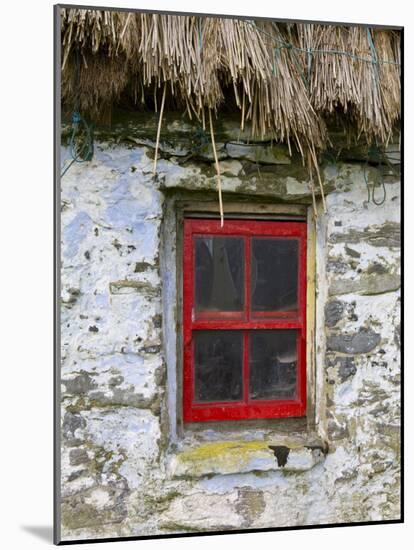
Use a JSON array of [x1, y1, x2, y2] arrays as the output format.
[[20, 525, 53, 543]]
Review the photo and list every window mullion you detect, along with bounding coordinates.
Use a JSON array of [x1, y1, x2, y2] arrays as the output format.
[[245, 236, 251, 322], [243, 331, 249, 404], [243, 237, 251, 403]]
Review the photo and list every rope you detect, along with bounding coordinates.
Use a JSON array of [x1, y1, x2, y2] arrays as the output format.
[[367, 28, 380, 87], [307, 47, 313, 85], [309, 144, 327, 213], [60, 157, 76, 178], [307, 155, 318, 219], [363, 162, 386, 206], [209, 109, 224, 227], [60, 111, 94, 178], [153, 82, 167, 176], [61, 46, 94, 178], [245, 20, 400, 66], [362, 145, 401, 206]]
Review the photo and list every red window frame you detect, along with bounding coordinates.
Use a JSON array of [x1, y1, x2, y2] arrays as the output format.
[[183, 218, 307, 422]]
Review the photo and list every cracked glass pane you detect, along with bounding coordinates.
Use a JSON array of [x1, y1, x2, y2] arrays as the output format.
[[195, 237, 244, 315]]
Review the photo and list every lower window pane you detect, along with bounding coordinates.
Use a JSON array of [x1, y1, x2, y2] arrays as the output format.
[[249, 330, 298, 400], [194, 331, 243, 403]]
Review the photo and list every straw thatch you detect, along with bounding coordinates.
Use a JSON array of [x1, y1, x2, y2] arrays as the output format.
[[60, 9, 401, 161]]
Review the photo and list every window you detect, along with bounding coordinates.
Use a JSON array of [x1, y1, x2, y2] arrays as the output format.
[[183, 218, 307, 422]]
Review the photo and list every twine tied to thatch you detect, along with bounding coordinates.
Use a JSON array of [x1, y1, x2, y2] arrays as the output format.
[[209, 109, 224, 227]]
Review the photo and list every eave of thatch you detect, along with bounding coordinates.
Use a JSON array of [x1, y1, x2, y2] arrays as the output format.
[[60, 9, 401, 161]]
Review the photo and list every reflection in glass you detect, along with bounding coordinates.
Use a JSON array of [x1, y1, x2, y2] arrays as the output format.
[[251, 238, 298, 313], [194, 331, 243, 402], [249, 330, 297, 400], [195, 237, 244, 313]]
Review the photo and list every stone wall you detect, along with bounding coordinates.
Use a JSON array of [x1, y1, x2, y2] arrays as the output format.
[[59, 117, 401, 541]]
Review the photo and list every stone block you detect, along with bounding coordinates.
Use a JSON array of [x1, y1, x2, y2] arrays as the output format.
[[168, 440, 325, 478], [226, 143, 291, 165], [329, 273, 400, 296], [325, 300, 345, 327], [327, 328, 381, 354]]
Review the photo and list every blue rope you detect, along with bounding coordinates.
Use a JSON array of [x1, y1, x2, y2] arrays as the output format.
[[273, 47, 281, 75], [245, 20, 400, 66], [367, 28, 378, 64], [363, 161, 386, 206], [61, 111, 94, 178], [367, 28, 380, 88], [307, 48, 313, 85]]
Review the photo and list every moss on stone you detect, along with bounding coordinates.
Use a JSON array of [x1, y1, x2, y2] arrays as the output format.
[[160, 521, 205, 533], [62, 501, 124, 531], [171, 439, 314, 478], [178, 440, 269, 463], [109, 279, 160, 297], [236, 488, 266, 525], [141, 490, 182, 513]]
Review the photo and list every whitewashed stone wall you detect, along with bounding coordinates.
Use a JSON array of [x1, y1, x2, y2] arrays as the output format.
[[59, 124, 400, 541]]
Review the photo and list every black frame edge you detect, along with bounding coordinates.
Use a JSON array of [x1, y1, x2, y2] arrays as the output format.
[[54, 3, 62, 546], [56, 3, 403, 30], [53, 3, 404, 545]]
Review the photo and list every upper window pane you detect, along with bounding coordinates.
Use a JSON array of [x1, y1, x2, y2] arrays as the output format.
[[251, 238, 299, 315], [195, 236, 244, 316]]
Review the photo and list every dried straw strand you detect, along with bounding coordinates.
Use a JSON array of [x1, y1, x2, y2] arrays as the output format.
[[307, 155, 318, 219], [209, 109, 224, 227], [153, 82, 167, 176], [60, 9, 401, 210], [309, 144, 327, 213]]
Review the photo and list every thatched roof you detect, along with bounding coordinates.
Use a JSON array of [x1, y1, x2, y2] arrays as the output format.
[[60, 9, 401, 162]]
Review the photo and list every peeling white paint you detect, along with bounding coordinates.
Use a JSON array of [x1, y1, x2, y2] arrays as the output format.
[[60, 141, 401, 540]]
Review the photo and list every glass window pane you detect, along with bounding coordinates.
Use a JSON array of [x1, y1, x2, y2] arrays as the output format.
[[249, 330, 298, 400], [194, 331, 243, 403], [251, 238, 299, 314], [195, 237, 244, 314]]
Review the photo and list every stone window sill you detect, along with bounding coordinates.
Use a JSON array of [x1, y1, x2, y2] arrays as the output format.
[[167, 437, 327, 479]]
